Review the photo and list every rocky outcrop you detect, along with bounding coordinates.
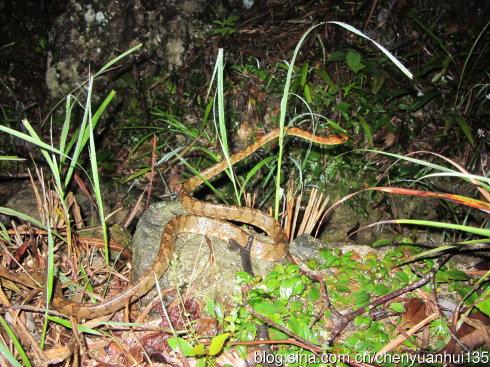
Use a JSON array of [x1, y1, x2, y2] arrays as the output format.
[[46, 0, 212, 98]]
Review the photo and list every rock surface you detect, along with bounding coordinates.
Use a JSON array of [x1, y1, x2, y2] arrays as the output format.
[[46, 0, 212, 98], [132, 201, 280, 304], [290, 234, 485, 274], [289, 234, 395, 262], [133, 205, 487, 305]]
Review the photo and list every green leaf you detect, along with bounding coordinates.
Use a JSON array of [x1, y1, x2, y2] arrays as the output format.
[[436, 269, 469, 282], [353, 291, 370, 308], [373, 284, 390, 296], [192, 343, 206, 356], [167, 337, 195, 357], [359, 116, 372, 146], [236, 271, 254, 284], [206, 299, 216, 318], [399, 90, 439, 111], [389, 302, 406, 313], [445, 269, 469, 280], [454, 115, 475, 147], [346, 51, 365, 73], [320, 248, 339, 267], [475, 290, 490, 317], [308, 284, 320, 301], [353, 315, 372, 328], [208, 333, 230, 356], [314, 68, 334, 86], [196, 357, 206, 367], [372, 239, 392, 248], [395, 271, 410, 285], [287, 317, 312, 341], [329, 51, 346, 62], [279, 277, 304, 301], [300, 62, 309, 87], [370, 73, 385, 94], [303, 83, 312, 103], [336, 284, 351, 293], [252, 301, 285, 316]]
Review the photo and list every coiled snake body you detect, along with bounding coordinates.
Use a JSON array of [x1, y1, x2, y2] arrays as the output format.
[[52, 128, 347, 319]]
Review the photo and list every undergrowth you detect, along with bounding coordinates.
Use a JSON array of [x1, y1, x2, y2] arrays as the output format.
[[0, 14, 488, 367]]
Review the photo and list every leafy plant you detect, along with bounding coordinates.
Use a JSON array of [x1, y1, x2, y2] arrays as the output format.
[[213, 15, 240, 37]]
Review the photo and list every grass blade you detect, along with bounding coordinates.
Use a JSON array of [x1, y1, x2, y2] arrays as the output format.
[[456, 21, 489, 102], [47, 316, 103, 336], [328, 21, 413, 79], [275, 21, 413, 219], [0, 314, 32, 366], [177, 154, 227, 204], [64, 90, 115, 188], [0, 207, 45, 229], [359, 149, 455, 173], [362, 219, 490, 238], [40, 223, 55, 348], [239, 155, 277, 198], [418, 172, 490, 188], [59, 94, 75, 163], [0, 123, 62, 156], [94, 44, 142, 77], [454, 115, 475, 147], [215, 49, 240, 204], [86, 77, 109, 264], [369, 187, 490, 213], [0, 156, 25, 161], [0, 341, 23, 367]]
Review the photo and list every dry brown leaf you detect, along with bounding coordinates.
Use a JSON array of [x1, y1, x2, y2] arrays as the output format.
[[440, 312, 490, 355]]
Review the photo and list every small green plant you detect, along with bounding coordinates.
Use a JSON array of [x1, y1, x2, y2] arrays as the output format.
[[166, 333, 230, 366], [208, 246, 483, 365], [212, 15, 239, 37]]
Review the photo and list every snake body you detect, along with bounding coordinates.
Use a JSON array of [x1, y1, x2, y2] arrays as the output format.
[[51, 128, 347, 319]]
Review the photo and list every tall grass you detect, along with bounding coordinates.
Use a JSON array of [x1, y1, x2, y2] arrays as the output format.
[[321, 150, 489, 289], [199, 22, 413, 218], [272, 21, 413, 219], [0, 44, 141, 351], [207, 49, 241, 204]]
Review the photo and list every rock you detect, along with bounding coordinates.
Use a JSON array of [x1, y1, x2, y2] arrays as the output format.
[[4, 184, 43, 223], [289, 234, 395, 263], [46, 0, 212, 99], [131, 201, 279, 305], [289, 234, 487, 276], [3, 179, 132, 228]]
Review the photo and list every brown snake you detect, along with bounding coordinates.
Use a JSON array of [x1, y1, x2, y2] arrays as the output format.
[[51, 127, 347, 319]]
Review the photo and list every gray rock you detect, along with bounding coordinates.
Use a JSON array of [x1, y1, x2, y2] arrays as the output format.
[[289, 234, 487, 275], [132, 201, 279, 304], [289, 234, 394, 263], [46, 0, 211, 99], [3, 180, 133, 227]]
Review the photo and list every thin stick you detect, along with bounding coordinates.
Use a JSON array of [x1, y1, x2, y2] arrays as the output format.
[[241, 285, 322, 353]]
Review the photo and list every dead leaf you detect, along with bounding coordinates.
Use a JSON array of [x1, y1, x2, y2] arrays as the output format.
[[440, 312, 490, 355]]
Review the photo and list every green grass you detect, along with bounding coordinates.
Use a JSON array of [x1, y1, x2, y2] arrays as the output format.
[[0, 45, 141, 350], [0, 314, 31, 367]]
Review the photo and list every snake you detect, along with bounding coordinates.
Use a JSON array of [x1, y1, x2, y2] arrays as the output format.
[[50, 127, 347, 319]]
